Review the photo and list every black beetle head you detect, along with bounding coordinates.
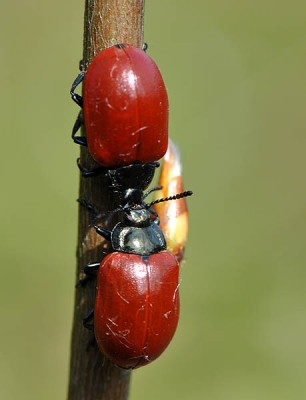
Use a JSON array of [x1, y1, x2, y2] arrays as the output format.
[[124, 208, 151, 227]]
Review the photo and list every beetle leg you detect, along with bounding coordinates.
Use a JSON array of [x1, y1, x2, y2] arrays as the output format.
[[77, 199, 100, 230], [70, 71, 85, 107], [78, 198, 97, 215], [78, 199, 112, 241], [94, 225, 112, 241], [77, 158, 105, 177], [83, 309, 94, 331], [72, 111, 87, 146], [84, 262, 100, 275], [83, 309, 97, 350], [76, 262, 101, 287]]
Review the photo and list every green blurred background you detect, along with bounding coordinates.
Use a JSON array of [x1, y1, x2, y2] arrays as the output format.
[[1, 1, 306, 399]]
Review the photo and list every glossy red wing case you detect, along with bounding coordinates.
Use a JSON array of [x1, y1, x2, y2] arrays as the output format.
[[94, 252, 180, 369], [83, 44, 169, 167]]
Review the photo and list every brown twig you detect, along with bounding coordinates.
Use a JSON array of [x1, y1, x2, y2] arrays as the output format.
[[67, 1, 145, 399]]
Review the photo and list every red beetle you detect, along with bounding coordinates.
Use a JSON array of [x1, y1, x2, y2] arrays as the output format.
[[70, 44, 169, 167], [94, 252, 179, 369], [80, 164, 192, 369]]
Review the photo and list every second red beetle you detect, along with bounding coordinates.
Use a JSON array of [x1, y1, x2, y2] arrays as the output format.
[[95, 252, 179, 369], [80, 164, 184, 368], [80, 164, 192, 369]]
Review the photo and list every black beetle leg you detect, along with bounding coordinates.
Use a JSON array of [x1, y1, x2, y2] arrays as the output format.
[[77, 158, 105, 177], [70, 71, 85, 107], [83, 309, 94, 331], [78, 199, 112, 241], [72, 111, 87, 146], [76, 262, 101, 287]]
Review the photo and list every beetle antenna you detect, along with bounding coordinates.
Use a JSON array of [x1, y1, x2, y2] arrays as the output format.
[[77, 198, 124, 224], [146, 190, 193, 208]]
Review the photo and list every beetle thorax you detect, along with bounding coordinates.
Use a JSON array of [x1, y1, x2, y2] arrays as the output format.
[[121, 188, 143, 207]]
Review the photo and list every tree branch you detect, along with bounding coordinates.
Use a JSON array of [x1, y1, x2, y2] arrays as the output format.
[[68, 1, 145, 399]]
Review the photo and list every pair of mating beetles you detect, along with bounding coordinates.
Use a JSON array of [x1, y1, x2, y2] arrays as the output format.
[[70, 43, 192, 369]]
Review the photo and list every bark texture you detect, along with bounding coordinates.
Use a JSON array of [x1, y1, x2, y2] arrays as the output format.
[[68, 1, 145, 399]]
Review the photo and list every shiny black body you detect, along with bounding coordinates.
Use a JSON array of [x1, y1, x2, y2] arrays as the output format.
[[112, 221, 166, 255], [95, 208, 166, 256], [81, 162, 167, 258], [79, 163, 191, 291], [108, 162, 158, 193], [107, 162, 160, 208]]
